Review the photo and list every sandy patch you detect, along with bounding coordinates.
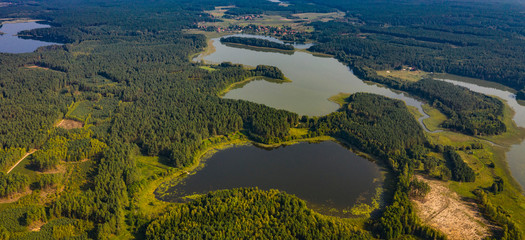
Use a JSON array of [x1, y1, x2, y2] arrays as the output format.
[[29, 221, 45, 232], [56, 119, 84, 129], [0, 18, 40, 24], [24, 65, 50, 70], [412, 175, 494, 240]]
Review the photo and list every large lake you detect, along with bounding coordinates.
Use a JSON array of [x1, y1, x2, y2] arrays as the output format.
[[0, 21, 59, 53], [196, 35, 428, 118], [158, 141, 382, 217]]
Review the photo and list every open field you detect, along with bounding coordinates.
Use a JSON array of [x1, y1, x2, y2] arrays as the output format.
[[204, 5, 236, 18], [291, 11, 345, 22], [413, 175, 493, 240], [65, 98, 119, 123], [421, 104, 447, 132], [200, 8, 344, 33], [377, 69, 429, 82], [0, 18, 40, 24], [198, 66, 217, 72], [55, 119, 84, 129], [23, 65, 50, 70]]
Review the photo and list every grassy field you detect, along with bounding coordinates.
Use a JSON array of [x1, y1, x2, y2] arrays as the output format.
[[328, 93, 350, 107], [291, 12, 345, 23], [289, 127, 308, 137], [132, 155, 174, 218], [376, 69, 429, 82], [200, 7, 344, 33], [407, 105, 423, 119], [65, 97, 119, 123], [422, 101, 525, 233], [199, 66, 217, 72], [421, 104, 447, 132]]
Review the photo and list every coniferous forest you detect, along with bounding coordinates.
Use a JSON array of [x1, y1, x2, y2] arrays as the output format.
[[1, 0, 525, 239]]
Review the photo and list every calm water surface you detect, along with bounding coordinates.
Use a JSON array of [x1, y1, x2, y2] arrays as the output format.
[[197, 35, 429, 119], [160, 141, 382, 217], [0, 22, 59, 53], [435, 75, 525, 190]]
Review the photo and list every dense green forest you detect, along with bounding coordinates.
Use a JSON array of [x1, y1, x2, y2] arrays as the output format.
[[146, 188, 372, 239], [310, 93, 426, 156], [0, 1, 299, 238], [302, 0, 525, 98], [1, 0, 524, 239], [353, 67, 506, 136], [220, 36, 294, 50]]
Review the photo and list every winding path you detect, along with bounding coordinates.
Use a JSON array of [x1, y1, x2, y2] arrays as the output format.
[[6, 149, 37, 174]]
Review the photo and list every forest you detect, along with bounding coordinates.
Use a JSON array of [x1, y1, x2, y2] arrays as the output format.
[[146, 188, 372, 239], [353, 67, 506, 136], [0, 0, 524, 239], [306, 8, 525, 99], [220, 36, 294, 50]]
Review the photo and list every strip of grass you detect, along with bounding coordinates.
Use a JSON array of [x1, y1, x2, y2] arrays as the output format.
[[289, 127, 308, 138], [376, 69, 429, 82], [421, 104, 447, 132], [328, 93, 351, 107], [407, 105, 423, 119], [198, 66, 216, 72]]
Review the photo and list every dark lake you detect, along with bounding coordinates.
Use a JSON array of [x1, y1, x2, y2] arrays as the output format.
[[158, 141, 382, 217], [0, 21, 59, 53]]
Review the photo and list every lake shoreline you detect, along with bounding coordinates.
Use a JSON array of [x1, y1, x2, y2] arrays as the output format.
[[0, 21, 59, 54], [155, 134, 385, 218]]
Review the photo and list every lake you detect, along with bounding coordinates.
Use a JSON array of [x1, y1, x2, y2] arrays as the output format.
[[435, 74, 525, 190], [196, 35, 429, 119], [0, 21, 59, 53], [173, 34, 525, 220], [158, 141, 382, 217]]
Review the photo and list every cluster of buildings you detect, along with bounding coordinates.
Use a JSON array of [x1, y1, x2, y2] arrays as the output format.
[[198, 24, 301, 37]]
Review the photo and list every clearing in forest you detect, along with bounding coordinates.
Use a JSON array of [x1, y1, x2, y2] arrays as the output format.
[[56, 119, 84, 129], [376, 69, 429, 82], [412, 176, 494, 240]]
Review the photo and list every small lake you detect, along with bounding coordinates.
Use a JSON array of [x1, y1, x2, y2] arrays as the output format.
[[196, 35, 429, 119], [158, 141, 382, 217], [0, 21, 59, 53], [435, 75, 525, 190]]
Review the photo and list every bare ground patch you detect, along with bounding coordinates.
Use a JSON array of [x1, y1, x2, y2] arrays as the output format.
[[39, 164, 66, 175], [24, 65, 50, 70], [29, 221, 45, 232], [0, 189, 31, 204], [412, 175, 494, 240], [56, 119, 84, 129]]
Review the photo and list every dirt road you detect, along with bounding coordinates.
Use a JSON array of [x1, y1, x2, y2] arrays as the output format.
[[7, 149, 37, 174]]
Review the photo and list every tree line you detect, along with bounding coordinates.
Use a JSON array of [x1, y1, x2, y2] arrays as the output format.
[[220, 36, 294, 51]]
